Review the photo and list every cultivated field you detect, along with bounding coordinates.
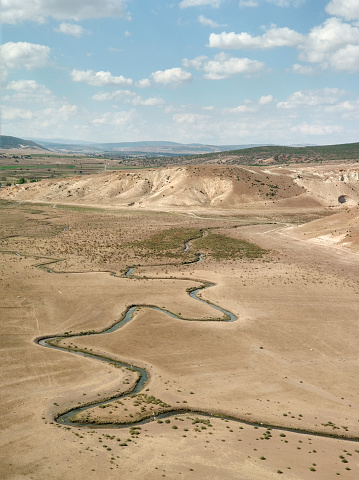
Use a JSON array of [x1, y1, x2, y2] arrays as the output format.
[[1, 162, 359, 479]]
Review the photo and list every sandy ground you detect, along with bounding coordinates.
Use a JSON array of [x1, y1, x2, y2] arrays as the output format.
[[1, 195, 359, 479]]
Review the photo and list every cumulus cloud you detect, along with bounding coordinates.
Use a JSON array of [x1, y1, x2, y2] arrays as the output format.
[[209, 17, 359, 72], [92, 89, 164, 106], [2, 106, 34, 120], [0, 0, 129, 24], [329, 44, 359, 72], [182, 55, 209, 70], [290, 63, 316, 75], [326, 0, 359, 21], [45, 104, 78, 120], [225, 104, 257, 113], [198, 15, 226, 28], [224, 95, 273, 113], [184, 53, 266, 79], [151, 67, 192, 86], [205, 54, 267, 78], [5, 80, 53, 103], [208, 26, 304, 49], [179, 0, 223, 8], [298, 18, 359, 71], [55, 22, 84, 37], [277, 88, 346, 109], [239, 1, 258, 7], [135, 78, 151, 88], [240, 0, 304, 6], [2, 103, 77, 122], [173, 113, 210, 124], [1, 42, 50, 71], [92, 110, 137, 126], [71, 69, 133, 86], [259, 94, 273, 104], [291, 122, 343, 136]]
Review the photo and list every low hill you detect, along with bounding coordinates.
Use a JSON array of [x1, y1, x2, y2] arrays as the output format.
[[33, 139, 265, 156], [135, 142, 359, 168], [0, 135, 48, 151], [286, 205, 359, 251], [1, 164, 358, 211]]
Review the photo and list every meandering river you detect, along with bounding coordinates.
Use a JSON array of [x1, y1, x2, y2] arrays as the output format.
[[35, 236, 359, 442]]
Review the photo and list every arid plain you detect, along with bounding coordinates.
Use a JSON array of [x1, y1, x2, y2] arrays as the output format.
[[1, 163, 359, 480]]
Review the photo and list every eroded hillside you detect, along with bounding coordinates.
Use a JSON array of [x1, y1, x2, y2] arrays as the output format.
[[1, 164, 359, 211]]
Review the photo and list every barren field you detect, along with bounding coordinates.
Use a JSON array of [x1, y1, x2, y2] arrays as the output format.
[[1, 163, 359, 479]]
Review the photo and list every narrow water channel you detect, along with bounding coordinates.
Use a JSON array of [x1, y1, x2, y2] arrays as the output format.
[[35, 236, 359, 442]]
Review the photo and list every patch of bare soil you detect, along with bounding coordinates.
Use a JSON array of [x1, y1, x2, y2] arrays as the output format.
[[1, 167, 359, 479], [1, 163, 358, 210]]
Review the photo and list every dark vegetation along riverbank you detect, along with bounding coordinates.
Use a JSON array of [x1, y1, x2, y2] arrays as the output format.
[[24, 226, 358, 444]]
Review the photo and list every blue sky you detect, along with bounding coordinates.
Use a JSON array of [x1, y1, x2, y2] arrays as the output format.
[[1, 0, 359, 145]]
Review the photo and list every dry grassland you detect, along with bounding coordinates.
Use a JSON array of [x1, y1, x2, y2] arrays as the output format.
[[1, 164, 359, 480]]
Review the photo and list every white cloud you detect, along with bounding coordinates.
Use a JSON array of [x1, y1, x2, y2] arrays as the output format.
[[239, 1, 258, 7], [298, 18, 359, 70], [184, 53, 267, 78], [135, 78, 151, 88], [225, 104, 257, 113], [290, 63, 316, 75], [182, 55, 209, 70], [208, 26, 304, 49], [326, 0, 359, 21], [291, 122, 343, 136], [6, 80, 53, 103], [185, 52, 266, 79], [2, 106, 34, 120], [44, 104, 78, 120], [0, 42, 50, 76], [224, 95, 273, 112], [0, 0, 129, 24], [266, 0, 305, 5], [92, 89, 164, 106], [198, 15, 225, 28], [209, 17, 359, 72], [173, 113, 210, 124], [259, 94, 273, 104], [2, 103, 77, 123], [55, 22, 84, 37], [92, 110, 137, 126], [239, 0, 304, 7], [324, 100, 357, 114], [151, 67, 192, 86], [329, 44, 359, 72], [179, 0, 223, 8], [277, 88, 346, 109], [71, 69, 133, 86]]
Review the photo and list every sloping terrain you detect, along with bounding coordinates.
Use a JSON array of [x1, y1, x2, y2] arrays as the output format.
[[1, 164, 358, 211], [285, 205, 359, 251], [0, 135, 48, 151], [161, 142, 359, 167]]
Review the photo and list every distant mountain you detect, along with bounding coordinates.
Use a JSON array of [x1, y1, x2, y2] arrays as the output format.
[[26, 137, 96, 146], [30, 138, 270, 156], [0, 135, 48, 151]]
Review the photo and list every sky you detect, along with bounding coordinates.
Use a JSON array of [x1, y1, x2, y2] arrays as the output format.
[[1, 0, 359, 146]]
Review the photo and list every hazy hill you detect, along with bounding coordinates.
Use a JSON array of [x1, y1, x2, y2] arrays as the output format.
[[0, 135, 48, 151], [30, 138, 268, 155], [142, 142, 359, 167]]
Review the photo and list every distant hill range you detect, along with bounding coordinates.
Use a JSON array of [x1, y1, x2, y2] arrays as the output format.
[[164, 142, 359, 167], [1, 135, 358, 166], [27, 137, 267, 156], [0, 135, 49, 151]]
